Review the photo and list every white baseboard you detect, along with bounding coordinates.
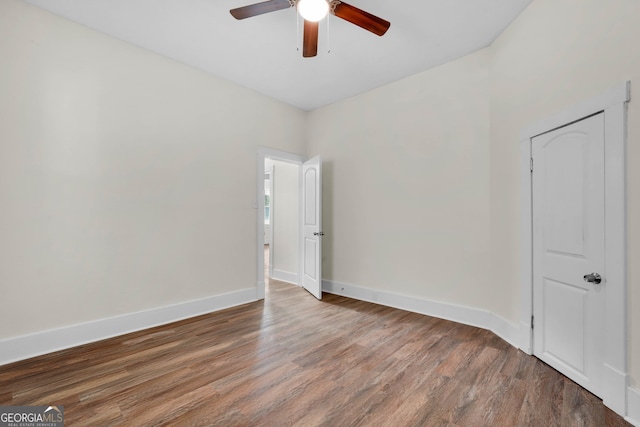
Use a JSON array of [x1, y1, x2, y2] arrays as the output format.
[[603, 363, 629, 416], [490, 312, 520, 348], [322, 279, 520, 348], [519, 321, 533, 354], [271, 269, 299, 286], [0, 288, 256, 367], [628, 386, 640, 426], [256, 280, 266, 299]]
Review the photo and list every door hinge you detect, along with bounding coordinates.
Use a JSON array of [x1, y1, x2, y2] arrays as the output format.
[[530, 157, 534, 172], [531, 315, 534, 329]]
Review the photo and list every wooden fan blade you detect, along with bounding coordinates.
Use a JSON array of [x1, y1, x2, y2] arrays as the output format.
[[303, 20, 319, 58], [230, 0, 292, 20], [332, 2, 390, 36]]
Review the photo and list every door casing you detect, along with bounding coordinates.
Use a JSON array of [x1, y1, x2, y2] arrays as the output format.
[[519, 82, 630, 415]]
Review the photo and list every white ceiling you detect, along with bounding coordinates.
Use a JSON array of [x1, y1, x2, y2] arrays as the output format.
[[24, 0, 532, 111]]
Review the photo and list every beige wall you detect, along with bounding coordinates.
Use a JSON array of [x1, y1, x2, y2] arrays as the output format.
[[271, 160, 300, 278], [489, 0, 640, 386], [307, 50, 492, 310], [0, 0, 306, 339]]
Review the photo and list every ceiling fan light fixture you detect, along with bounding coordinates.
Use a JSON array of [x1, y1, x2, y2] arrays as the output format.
[[297, 0, 329, 22]]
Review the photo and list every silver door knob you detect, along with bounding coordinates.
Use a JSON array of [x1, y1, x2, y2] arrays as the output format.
[[583, 272, 602, 284]]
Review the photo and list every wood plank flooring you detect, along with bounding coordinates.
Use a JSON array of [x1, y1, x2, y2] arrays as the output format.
[[0, 279, 631, 426]]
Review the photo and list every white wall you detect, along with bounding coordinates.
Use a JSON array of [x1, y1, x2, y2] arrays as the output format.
[[271, 160, 300, 283], [0, 0, 306, 340], [307, 50, 492, 310], [489, 0, 640, 387]]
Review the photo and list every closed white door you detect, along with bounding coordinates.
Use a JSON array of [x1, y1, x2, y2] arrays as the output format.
[[532, 113, 605, 397], [302, 156, 322, 300]]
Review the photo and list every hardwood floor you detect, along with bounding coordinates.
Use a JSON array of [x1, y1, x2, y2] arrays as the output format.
[[0, 277, 630, 426]]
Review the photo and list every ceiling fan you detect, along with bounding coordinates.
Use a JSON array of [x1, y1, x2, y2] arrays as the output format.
[[230, 0, 390, 58]]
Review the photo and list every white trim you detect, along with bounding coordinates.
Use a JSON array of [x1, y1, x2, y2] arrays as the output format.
[[258, 147, 307, 164], [519, 81, 630, 416], [297, 163, 304, 291], [627, 386, 640, 426], [519, 134, 533, 354], [0, 288, 256, 367], [264, 166, 273, 247], [323, 279, 520, 348], [490, 313, 521, 348], [271, 269, 300, 285], [256, 147, 306, 300], [266, 165, 274, 275], [520, 82, 631, 139]]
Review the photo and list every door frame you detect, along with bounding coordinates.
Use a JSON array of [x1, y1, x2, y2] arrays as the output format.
[[256, 147, 306, 299], [519, 82, 630, 414], [264, 165, 274, 275]]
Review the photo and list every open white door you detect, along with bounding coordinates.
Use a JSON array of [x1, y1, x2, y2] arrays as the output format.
[[302, 156, 322, 299]]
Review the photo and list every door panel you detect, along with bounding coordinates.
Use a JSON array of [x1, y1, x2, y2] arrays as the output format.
[[304, 168, 317, 225], [302, 156, 322, 299], [543, 278, 587, 373], [543, 137, 586, 257], [532, 113, 605, 397], [304, 238, 317, 280]]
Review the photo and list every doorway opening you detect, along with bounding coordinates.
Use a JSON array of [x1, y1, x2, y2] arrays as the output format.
[[264, 157, 301, 291], [256, 148, 306, 300]]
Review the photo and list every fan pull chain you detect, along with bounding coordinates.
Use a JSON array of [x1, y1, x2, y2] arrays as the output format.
[[327, 13, 331, 53], [296, 8, 300, 52]]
